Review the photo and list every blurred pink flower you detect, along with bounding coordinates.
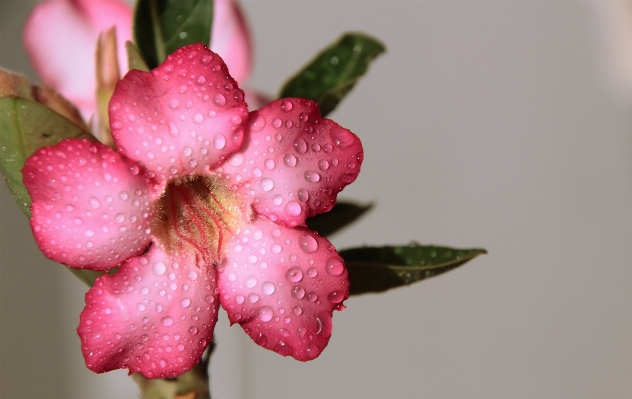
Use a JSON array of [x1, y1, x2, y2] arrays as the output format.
[[23, 0, 254, 121], [23, 44, 362, 378]]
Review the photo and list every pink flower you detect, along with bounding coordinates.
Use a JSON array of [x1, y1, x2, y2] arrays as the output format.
[[23, 44, 363, 378], [23, 0, 252, 121]]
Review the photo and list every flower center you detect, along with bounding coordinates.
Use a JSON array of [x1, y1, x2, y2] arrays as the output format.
[[153, 175, 244, 264]]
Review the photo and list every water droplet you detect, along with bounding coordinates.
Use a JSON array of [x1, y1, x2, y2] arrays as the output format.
[[306, 267, 318, 278], [258, 306, 274, 322], [282, 100, 293, 111], [119, 191, 129, 201], [89, 197, 100, 209], [330, 127, 356, 149], [292, 285, 306, 299], [304, 171, 321, 183], [180, 298, 191, 308], [292, 306, 303, 316], [250, 114, 266, 131], [326, 257, 344, 276], [260, 178, 274, 192], [285, 201, 301, 216], [182, 147, 193, 157], [298, 189, 309, 202], [293, 138, 307, 154], [235, 294, 245, 304], [245, 275, 258, 288], [153, 262, 167, 276], [193, 113, 204, 123], [299, 112, 309, 122], [318, 159, 330, 171], [286, 267, 303, 283], [115, 213, 125, 223], [262, 281, 275, 295], [272, 118, 282, 128], [299, 234, 318, 253], [213, 94, 226, 106], [196, 76, 206, 85], [273, 195, 283, 205], [169, 99, 180, 109], [264, 159, 275, 170], [328, 290, 344, 303], [189, 326, 199, 335], [161, 316, 174, 326], [187, 270, 198, 281], [248, 293, 259, 303], [213, 134, 226, 149], [283, 154, 297, 167], [84, 229, 94, 237]]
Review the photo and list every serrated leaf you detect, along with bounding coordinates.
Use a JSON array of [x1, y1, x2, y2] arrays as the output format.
[[0, 97, 98, 286], [341, 245, 487, 296], [279, 32, 385, 116], [134, 0, 214, 69], [126, 41, 151, 72], [306, 201, 373, 237]]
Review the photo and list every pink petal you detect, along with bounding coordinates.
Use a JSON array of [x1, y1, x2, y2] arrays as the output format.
[[79, 244, 219, 378], [23, 0, 132, 120], [109, 44, 249, 182], [218, 216, 349, 361], [23, 138, 156, 270], [219, 98, 363, 227], [211, 0, 252, 84]]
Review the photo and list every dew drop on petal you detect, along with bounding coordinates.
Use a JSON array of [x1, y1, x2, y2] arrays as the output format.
[[258, 306, 274, 322], [299, 234, 318, 253], [213, 94, 226, 106], [285, 201, 301, 216], [292, 306, 303, 316], [283, 154, 297, 167], [153, 262, 167, 276], [328, 290, 344, 303], [286, 267, 303, 283], [293, 138, 308, 154], [262, 281, 275, 295], [161, 316, 174, 326], [213, 134, 226, 149], [326, 257, 345, 276], [260, 178, 274, 192], [245, 275, 258, 288], [304, 171, 321, 183], [298, 189, 309, 202], [291, 285, 306, 299], [180, 298, 191, 308], [318, 159, 330, 171], [251, 114, 266, 132]]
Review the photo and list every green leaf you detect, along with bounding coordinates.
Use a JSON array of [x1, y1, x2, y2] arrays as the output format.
[[0, 97, 94, 216], [279, 32, 385, 116], [0, 97, 99, 286], [126, 41, 151, 72], [342, 244, 487, 296], [306, 201, 373, 237], [134, 0, 214, 69]]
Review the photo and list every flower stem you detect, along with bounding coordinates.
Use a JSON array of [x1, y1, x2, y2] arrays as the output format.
[[132, 340, 215, 399]]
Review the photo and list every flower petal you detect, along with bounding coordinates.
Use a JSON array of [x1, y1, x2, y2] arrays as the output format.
[[218, 216, 349, 361], [23, 138, 156, 270], [23, 0, 132, 120], [219, 98, 363, 227], [211, 0, 252, 84], [78, 244, 219, 378], [110, 44, 249, 182]]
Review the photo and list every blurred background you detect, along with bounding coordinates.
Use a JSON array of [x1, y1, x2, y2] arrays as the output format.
[[2, 1, 632, 398]]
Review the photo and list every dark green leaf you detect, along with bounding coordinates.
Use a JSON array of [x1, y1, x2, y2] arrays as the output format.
[[306, 201, 373, 237], [279, 32, 385, 116], [126, 41, 151, 72], [0, 97, 98, 285], [342, 244, 487, 295], [134, 0, 214, 68]]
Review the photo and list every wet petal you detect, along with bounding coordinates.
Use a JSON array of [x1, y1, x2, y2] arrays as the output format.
[[110, 44, 249, 182], [217, 216, 349, 361], [219, 98, 363, 227], [23, 138, 156, 270], [211, 0, 252, 84], [78, 244, 219, 378], [23, 0, 132, 120]]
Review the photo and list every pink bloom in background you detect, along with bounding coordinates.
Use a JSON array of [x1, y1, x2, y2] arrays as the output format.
[[23, 0, 253, 121], [23, 44, 363, 378]]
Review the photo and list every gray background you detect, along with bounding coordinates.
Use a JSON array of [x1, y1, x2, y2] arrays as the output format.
[[2, 1, 632, 398]]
